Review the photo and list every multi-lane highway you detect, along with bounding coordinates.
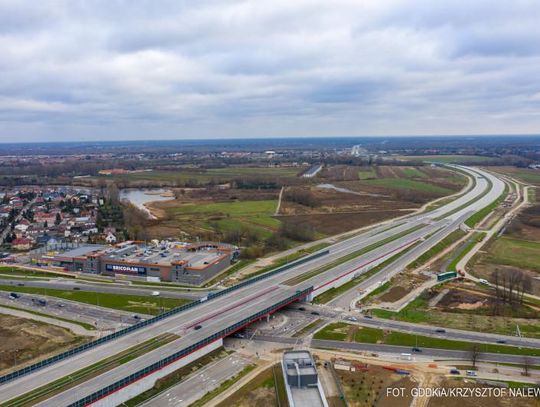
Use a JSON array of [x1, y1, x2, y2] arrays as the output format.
[[0, 165, 509, 406]]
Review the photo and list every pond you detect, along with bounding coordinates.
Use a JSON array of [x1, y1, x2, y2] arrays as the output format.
[[119, 188, 174, 218]]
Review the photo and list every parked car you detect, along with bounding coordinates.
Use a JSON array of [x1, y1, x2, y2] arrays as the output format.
[[364, 314, 373, 319], [8, 293, 20, 299], [298, 307, 306, 311], [194, 325, 202, 330], [449, 369, 460, 375], [133, 315, 141, 319], [311, 311, 320, 316], [466, 370, 477, 377]]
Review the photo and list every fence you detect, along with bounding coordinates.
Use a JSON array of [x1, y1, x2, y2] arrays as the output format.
[[68, 287, 313, 407], [0, 250, 329, 385]]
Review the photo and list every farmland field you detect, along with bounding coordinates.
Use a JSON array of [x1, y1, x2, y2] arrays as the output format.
[[395, 155, 500, 163], [483, 237, 540, 272]]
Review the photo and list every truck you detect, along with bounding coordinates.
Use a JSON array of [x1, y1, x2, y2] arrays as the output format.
[[437, 271, 457, 282]]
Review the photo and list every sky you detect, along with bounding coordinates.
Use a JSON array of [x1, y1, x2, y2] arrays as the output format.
[[1, 0, 540, 142]]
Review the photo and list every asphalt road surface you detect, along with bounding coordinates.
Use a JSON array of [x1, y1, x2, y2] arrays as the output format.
[[0, 290, 146, 328], [0, 165, 509, 406], [140, 353, 250, 407], [0, 277, 203, 300]]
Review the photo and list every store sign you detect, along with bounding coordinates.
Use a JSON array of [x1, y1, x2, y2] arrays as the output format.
[[105, 264, 146, 274]]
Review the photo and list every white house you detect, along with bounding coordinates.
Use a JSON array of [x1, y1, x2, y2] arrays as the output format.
[[105, 232, 117, 244]]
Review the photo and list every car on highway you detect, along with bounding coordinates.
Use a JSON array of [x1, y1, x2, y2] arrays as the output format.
[[57, 303, 65, 308], [298, 307, 306, 311], [435, 328, 446, 333], [412, 347, 422, 353], [8, 292, 20, 299], [151, 291, 160, 296], [311, 311, 320, 316], [194, 325, 202, 330], [17, 283, 24, 287], [73, 287, 81, 290], [346, 316, 358, 321], [496, 339, 507, 344], [32, 298, 47, 306], [364, 314, 373, 319]]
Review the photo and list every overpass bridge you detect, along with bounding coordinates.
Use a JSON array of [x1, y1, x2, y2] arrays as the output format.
[[0, 166, 507, 406]]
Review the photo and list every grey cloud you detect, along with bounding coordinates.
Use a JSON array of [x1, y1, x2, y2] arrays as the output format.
[[0, 0, 540, 141]]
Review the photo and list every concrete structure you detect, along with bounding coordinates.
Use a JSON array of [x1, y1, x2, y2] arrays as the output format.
[[31, 240, 239, 284], [302, 164, 323, 178], [282, 350, 328, 407]]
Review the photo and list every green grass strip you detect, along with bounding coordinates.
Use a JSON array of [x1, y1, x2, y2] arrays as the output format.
[[292, 319, 323, 338], [446, 232, 486, 272], [188, 364, 257, 407], [284, 224, 425, 286], [0, 285, 191, 315], [407, 229, 466, 270], [316, 323, 540, 357], [312, 242, 420, 304], [464, 184, 509, 228]]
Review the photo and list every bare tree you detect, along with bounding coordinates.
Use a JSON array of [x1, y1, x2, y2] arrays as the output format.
[[469, 344, 481, 368], [523, 356, 532, 377]]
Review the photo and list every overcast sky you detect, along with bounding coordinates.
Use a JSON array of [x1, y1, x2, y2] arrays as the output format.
[[1, 0, 540, 142]]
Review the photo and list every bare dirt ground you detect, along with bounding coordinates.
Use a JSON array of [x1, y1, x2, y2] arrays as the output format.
[[426, 377, 538, 407], [336, 365, 417, 407], [377, 274, 429, 303], [0, 314, 83, 372]]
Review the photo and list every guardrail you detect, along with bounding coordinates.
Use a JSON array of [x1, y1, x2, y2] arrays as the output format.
[[208, 249, 329, 300], [69, 287, 314, 407], [0, 250, 329, 385]]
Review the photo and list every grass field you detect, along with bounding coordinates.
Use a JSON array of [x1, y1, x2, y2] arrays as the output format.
[[316, 323, 540, 356], [364, 178, 453, 195], [165, 199, 279, 239], [0, 285, 191, 315], [401, 167, 428, 178], [357, 168, 377, 180], [484, 236, 540, 272], [371, 289, 540, 338]]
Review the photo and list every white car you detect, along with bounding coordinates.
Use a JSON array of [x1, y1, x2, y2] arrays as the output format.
[[151, 291, 160, 296]]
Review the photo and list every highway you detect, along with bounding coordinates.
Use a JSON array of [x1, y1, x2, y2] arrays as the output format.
[[286, 304, 540, 350], [0, 165, 509, 406], [249, 334, 540, 365], [0, 277, 202, 300]]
